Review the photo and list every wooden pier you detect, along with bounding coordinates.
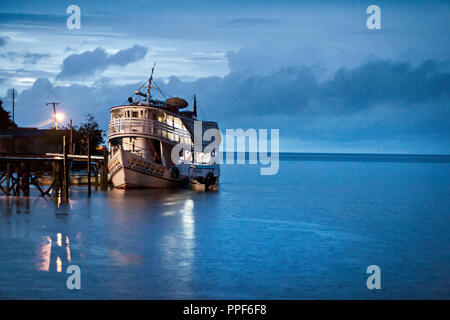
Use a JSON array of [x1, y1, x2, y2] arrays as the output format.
[[0, 137, 108, 202]]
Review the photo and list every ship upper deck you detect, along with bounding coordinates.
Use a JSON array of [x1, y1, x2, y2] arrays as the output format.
[[108, 104, 192, 145]]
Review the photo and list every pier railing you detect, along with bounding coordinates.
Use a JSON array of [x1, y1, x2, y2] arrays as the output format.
[[109, 118, 191, 144]]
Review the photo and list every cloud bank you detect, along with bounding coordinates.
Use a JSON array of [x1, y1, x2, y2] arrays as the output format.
[[5, 56, 450, 153], [57, 45, 148, 79]]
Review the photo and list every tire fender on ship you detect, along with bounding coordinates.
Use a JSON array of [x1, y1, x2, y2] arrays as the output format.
[[171, 167, 180, 179]]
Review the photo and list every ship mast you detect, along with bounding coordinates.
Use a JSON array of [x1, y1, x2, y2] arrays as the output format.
[[147, 62, 156, 104]]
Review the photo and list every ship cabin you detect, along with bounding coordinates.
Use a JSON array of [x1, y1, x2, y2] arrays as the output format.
[[108, 104, 214, 168]]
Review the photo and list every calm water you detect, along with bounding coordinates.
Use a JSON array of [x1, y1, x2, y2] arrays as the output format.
[[0, 156, 449, 299]]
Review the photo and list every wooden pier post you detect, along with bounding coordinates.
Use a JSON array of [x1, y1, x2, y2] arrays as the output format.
[[87, 137, 91, 196], [6, 161, 11, 196], [94, 163, 99, 191], [63, 136, 69, 203], [51, 160, 60, 197], [100, 147, 108, 191], [15, 164, 21, 196], [21, 162, 30, 196]]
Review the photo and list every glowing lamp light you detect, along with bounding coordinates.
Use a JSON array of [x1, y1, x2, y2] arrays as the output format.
[[55, 112, 65, 122]]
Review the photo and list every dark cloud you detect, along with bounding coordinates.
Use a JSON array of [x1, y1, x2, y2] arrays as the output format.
[[107, 45, 148, 66], [0, 51, 51, 64], [157, 59, 450, 145], [159, 59, 450, 118], [23, 53, 51, 64], [321, 60, 450, 113], [57, 45, 148, 79], [0, 36, 10, 46]]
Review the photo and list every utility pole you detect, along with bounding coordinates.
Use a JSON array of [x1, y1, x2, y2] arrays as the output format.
[[12, 88, 15, 125], [11, 89, 15, 154], [46, 102, 60, 129], [69, 119, 73, 154]]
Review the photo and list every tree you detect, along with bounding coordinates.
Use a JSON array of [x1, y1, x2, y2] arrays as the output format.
[[74, 114, 105, 155], [44, 114, 105, 155], [0, 99, 16, 129]]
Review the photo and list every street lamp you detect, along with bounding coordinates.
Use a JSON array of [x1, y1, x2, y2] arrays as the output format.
[[47, 102, 61, 129], [56, 112, 65, 123]]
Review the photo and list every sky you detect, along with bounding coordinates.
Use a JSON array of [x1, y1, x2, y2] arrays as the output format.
[[0, 0, 449, 153]]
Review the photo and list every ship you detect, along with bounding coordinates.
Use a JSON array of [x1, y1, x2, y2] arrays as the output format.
[[107, 64, 220, 190]]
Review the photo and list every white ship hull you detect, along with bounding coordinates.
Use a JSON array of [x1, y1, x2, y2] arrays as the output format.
[[108, 148, 185, 189], [111, 167, 182, 188]]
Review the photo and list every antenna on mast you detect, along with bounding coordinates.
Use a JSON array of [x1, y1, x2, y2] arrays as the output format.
[[193, 94, 197, 119], [147, 62, 156, 104]]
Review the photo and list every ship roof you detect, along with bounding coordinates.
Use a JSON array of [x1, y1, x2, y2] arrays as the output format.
[[110, 103, 218, 125]]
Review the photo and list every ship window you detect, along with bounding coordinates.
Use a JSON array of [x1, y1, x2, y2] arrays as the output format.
[[174, 118, 183, 129], [154, 111, 163, 122], [195, 152, 211, 164], [183, 150, 192, 162], [112, 110, 124, 119]]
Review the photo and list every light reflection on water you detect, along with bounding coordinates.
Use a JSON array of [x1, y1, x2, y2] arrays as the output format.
[[35, 233, 72, 273], [36, 236, 52, 272], [0, 161, 449, 299], [108, 249, 144, 266]]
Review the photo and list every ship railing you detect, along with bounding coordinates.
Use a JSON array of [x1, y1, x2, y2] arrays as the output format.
[[109, 117, 191, 144]]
